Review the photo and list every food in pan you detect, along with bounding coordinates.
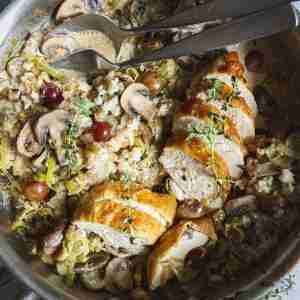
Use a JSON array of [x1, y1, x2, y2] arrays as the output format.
[[0, 0, 299, 298]]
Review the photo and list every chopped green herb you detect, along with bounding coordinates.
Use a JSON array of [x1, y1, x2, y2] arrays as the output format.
[[75, 98, 96, 118], [231, 76, 240, 95], [187, 122, 221, 150], [207, 79, 223, 101], [63, 121, 80, 170]]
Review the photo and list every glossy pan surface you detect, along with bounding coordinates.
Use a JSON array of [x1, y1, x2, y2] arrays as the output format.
[[1, 1, 300, 299]]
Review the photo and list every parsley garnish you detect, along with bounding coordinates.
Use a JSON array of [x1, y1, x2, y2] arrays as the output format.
[[75, 98, 96, 118], [187, 122, 221, 150]]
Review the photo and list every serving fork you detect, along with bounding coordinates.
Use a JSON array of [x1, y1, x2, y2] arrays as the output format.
[[50, 0, 300, 71]]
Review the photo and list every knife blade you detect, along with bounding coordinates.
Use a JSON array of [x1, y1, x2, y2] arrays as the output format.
[[122, 4, 299, 67]]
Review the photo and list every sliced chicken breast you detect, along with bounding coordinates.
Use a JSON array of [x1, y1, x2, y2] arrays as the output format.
[[160, 147, 220, 202], [173, 117, 244, 179], [205, 72, 258, 117], [74, 182, 177, 257], [148, 218, 217, 290], [207, 100, 255, 141]]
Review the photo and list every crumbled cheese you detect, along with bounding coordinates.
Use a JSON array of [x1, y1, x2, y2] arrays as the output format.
[[108, 78, 124, 96], [23, 61, 34, 72], [102, 96, 121, 117], [95, 85, 108, 105], [279, 169, 295, 194], [128, 117, 141, 131], [131, 147, 143, 162], [256, 176, 274, 194], [77, 80, 91, 94], [279, 169, 295, 184]]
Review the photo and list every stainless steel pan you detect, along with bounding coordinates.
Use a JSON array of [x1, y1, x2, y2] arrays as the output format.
[[2, 1, 300, 299]]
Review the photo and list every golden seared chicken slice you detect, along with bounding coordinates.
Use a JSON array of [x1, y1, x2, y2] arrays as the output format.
[[160, 146, 222, 203], [182, 97, 255, 143], [160, 51, 256, 218], [205, 73, 257, 117], [173, 117, 245, 179], [74, 181, 177, 257], [148, 217, 217, 290]]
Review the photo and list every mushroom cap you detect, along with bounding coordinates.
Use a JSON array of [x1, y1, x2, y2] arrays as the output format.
[[80, 269, 106, 291], [41, 34, 76, 62], [56, 0, 88, 22], [105, 257, 134, 292], [35, 109, 71, 148], [42, 30, 116, 63], [120, 83, 158, 122], [74, 252, 111, 274], [17, 122, 43, 158], [6, 56, 25, 79]]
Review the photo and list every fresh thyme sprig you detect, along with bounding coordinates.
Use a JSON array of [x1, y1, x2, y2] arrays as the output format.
[[207, 79, 224, 101], [62, 98, 96, 170]]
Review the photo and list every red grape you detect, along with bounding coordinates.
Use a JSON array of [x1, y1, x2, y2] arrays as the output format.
[[40, 83, 64, 107], [24, 181, 49, 202], [91, 121, 111, 142]]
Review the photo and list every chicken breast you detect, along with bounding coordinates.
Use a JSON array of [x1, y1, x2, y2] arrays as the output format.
[[160, 51, 255, 218], [205, 72, 258, 117], [74, 182, 177, 257], [173, 117, 244, 179], [160, 147, 221, 202], [206, 100, 255, 141], [148, 218, 217, 290]]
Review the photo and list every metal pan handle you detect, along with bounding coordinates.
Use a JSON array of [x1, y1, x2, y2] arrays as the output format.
[[17, 289, 41, 300]]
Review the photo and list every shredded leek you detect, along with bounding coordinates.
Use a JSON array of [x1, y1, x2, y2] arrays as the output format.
[[26, 55, 65, 82], [34, 156, 57, 187]]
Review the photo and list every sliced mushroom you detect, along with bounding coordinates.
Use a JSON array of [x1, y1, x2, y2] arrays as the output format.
[[43, 222, 66, 256], [6, 57, 25, 79], [41, 34, 76, 62], [71, 31, 116, 63], [105, 257, 134, 292], [17, 122, 43, 158], [35, 110, 70, 148], [75, 252, 111, 274], [42, 30, 116, 63], [80, 269, 106, 291], [56, 0, 89, 22], [120, 83, 158, 122], [225, 195, 257, 216]]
